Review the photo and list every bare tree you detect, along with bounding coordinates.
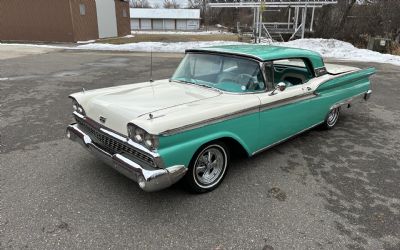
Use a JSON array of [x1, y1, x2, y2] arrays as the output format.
[[188, 0, 210, 26], [313, 0, 400, 46], [163, 0, 180, 9], [334, 0, 357, 36], [130, 0, 151, 8]]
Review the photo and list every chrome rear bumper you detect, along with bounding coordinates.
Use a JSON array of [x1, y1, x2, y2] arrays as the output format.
[[66, 123, 187, 192], [364, 89, 372, 101]]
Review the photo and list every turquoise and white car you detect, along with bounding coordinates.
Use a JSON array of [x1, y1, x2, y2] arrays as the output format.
[[66, 45, 375, 193]]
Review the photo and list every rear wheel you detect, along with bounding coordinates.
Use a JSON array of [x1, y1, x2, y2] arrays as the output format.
[[183, 142, 229, 193], [322, 107, 340, 129]]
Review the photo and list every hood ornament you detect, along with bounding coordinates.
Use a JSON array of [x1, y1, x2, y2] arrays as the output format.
[[148, 113, 153, 119]]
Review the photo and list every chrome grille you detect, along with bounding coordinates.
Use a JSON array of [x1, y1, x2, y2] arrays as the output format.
[[75, 117, 155, 167]]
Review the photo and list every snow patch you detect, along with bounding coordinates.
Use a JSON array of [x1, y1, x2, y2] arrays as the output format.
[[77, 40, 96, 44], [131, 30, 233, 35], [1, 38, 400, 66], [274, 39, 400, 66], [76, 41, 243, 53]]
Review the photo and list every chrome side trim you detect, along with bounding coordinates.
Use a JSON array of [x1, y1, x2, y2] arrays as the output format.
[[160, 73, 371, 136], [260, 92, 316, 112], [160, 93, 317, 136], [160, 105, 260, 136], [252, 121, 324, 156]]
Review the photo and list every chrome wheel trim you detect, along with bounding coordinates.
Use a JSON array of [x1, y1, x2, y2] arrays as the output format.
[[193, 144, 227, 189], [327, 108, 339, 127]]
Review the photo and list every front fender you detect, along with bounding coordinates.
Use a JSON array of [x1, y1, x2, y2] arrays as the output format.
[[157, 112, 259, 168]]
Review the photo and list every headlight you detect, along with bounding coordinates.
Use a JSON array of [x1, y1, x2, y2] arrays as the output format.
[[134, 128, 145, 143], [144, 133, 159, 150], [71, 98, 85, 115], [128, 124, 145, 143], [127, 123, 159, 150]]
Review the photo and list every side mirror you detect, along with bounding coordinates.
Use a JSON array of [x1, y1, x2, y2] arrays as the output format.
[[269, 82, 286, 96]]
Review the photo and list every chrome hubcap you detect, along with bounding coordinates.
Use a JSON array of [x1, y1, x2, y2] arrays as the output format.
[[194, 147, 226, 187], [327, 108, 339, 126]]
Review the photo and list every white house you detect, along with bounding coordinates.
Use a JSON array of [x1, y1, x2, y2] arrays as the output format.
[[130, 8, 200, 31]]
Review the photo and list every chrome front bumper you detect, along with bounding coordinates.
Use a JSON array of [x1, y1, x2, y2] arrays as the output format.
[[66, 123, 187, 192]]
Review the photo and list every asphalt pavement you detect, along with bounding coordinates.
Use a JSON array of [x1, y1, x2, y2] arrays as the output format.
[[1, 47, 399, 250]]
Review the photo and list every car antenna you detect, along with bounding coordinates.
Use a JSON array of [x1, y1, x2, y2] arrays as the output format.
[[149, 49, 155, 99], [149, 50, 153, 83]]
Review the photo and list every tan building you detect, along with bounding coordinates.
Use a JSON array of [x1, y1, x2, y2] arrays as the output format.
[[0, 0, 131, 43], [130, 8, 201, 31]]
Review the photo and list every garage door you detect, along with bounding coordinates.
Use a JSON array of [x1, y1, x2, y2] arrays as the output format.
[[131, 19, 139, 30], [187, 20, 199, 30], [176, 20, 187, 30], [95, 0, 118, 38], [140, 19, 152, 30], [164, 20, 175, 30], [153, 20, 163, 30]]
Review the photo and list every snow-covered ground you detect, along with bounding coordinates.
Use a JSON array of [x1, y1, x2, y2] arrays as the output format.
[[76, 41, 243, 53], [1, 38, 400, 66], [275, 39, 400, 66], [131, 30, 232, 35]]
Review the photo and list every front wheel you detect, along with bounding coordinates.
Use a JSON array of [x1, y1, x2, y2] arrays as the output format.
[[183, 142, 229, 193], [322, 107, 340, 129]]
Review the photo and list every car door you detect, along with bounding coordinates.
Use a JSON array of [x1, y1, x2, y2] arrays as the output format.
[[255, 59, 319, 151]]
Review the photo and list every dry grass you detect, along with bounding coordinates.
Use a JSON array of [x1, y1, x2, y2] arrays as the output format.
[[391, 43, 400, 56], [96, 33, 240, 44]]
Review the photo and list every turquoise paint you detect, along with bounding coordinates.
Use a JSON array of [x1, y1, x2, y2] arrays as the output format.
[[158, 68, 373, 168], [158, 112, 259, 167], [158, 66, 375, 169], [189, 45, 325, 69], [316, 67, 375, 93]]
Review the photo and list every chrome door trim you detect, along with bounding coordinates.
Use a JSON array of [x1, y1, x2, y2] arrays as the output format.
[[160, 105, 260, 136], [259, 92, 316, 112]]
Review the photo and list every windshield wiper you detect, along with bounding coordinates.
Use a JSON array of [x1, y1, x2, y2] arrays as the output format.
[[171, 79, 221, 92], [170, 79, 193, 85]]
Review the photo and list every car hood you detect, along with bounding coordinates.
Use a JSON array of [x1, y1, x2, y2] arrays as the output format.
[[71, 80, 221, 135]]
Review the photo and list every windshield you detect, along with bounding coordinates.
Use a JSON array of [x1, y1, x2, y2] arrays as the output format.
[[171, 53, 266, 93]]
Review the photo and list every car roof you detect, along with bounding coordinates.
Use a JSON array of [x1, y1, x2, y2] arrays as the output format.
[[186, 45, 325, 69]]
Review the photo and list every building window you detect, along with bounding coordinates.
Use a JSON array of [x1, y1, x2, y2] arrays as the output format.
[[122, 8, 127, 18], [79, 4, 86, 16]]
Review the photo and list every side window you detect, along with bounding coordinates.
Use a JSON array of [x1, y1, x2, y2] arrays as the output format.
[[272, 58, 313, 87], [264, 62, 273, 89]]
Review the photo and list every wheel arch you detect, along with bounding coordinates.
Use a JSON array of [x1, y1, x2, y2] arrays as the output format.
[[158, 132, 253, 168], [188, 135, 252, 165]]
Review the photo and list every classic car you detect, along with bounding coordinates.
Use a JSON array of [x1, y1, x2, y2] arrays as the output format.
[[66, 45, 375, 193]]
